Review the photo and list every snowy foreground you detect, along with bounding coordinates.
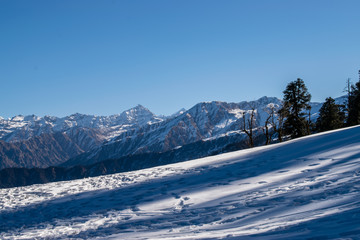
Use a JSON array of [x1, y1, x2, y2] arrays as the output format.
[[1, 127, 360, 239]]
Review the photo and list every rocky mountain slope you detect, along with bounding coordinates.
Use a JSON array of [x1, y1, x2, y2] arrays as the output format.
[[0, 131, 259, 188], [0, 128, 105, 169], [62, 97, 282, 167], [0, 105, 164, 169]]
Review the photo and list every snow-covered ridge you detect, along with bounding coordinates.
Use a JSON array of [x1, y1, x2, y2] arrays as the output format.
[[0, 96, 284, 149], [0, 97, 282, 140], [62, 97, 285, 166], [0, 97, 287, 169], [0, 96, 347, 169], [1, 126, 359, 239], [0, 105, 164, 142], [1, 96, 345, 144]]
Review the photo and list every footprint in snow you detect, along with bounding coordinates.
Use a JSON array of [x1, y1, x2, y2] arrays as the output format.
[[174, 200, 185, 211], [171, 193, 181, 199], [130, 206, 140, 212], [174, 197, 191, 211], [309, 163, 320, 166], [238, 182, 250, 186], [258, 181, 267, 184]]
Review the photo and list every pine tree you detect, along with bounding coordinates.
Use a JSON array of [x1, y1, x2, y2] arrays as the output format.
[[281, 78, 311, 139], [316, 97, 345, 132], [347, 79, 360, 126]]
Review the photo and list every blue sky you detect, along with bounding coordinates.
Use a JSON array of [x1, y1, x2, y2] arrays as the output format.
[[1, 0, 359, 118]]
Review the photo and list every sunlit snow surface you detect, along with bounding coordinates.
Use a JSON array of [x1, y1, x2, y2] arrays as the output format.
[[1, 126, 360, 239]]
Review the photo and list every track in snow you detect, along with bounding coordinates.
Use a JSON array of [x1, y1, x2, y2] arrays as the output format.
[[1, 126, 360, 239]]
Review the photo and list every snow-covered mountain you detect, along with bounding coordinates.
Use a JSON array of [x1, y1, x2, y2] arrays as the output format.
[[0, 104, 164, 143], [1, 126, 359, 239], [62, 97, 283, 167], [0, 96, 345, 169], [0, 97, 283, 169], [0, 105, 165, 169]]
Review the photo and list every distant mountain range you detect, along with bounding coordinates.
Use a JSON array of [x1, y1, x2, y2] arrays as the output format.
[[0, 97, 280, 169], [0, 104, 164, 142], [0, 96, 347, 187]]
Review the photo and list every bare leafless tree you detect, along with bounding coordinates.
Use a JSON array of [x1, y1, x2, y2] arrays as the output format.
[[306, 105, 312, 135], [241, 106, 256, 147], [263, 108, 273, 145], [272, 103, 287, 143], [344, 78, 352, 109]]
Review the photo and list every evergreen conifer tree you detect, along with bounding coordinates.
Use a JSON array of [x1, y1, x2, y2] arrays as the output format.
[[347, 80, 360, 126], [316, 97, 345, 132], [281, 78, 311, 139]]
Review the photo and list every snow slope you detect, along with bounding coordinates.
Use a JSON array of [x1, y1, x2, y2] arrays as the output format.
[[1, 126, 360, 239]]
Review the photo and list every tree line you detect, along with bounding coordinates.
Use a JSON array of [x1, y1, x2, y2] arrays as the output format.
[[242, 71, 360, 147]]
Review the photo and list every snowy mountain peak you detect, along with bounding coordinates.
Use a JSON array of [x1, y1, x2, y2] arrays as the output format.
[[68, 113, 90, 118], [133, 104, 149, 111], [10, 115, 25, 121], [117, 104, 161, 125], [238, 96, 282, 109], [170, 108, 187, 118], [121, 105, 152, 115], [23, 114, 41, 122]]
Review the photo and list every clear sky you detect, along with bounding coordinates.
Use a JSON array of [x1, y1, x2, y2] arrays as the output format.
[[1, 0, 359, 118]]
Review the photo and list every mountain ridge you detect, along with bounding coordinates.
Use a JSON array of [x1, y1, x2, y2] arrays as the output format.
[[61, 97, 283, 167], [0, 104, 165, 143], [0, 96, 346, 170]]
